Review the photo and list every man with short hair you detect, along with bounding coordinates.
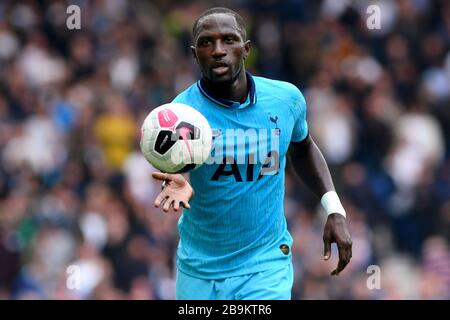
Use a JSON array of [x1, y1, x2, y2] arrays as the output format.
[[152, 7, 352, 300]]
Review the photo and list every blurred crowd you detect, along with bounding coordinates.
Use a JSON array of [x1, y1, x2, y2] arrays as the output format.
[[0, 0, 449, 300]]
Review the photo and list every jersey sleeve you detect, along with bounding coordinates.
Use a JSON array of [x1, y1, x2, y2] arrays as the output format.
[[290, 88, 309, 143]]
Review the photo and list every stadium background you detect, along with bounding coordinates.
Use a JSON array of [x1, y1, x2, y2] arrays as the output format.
[[0, 0, 449, 299]]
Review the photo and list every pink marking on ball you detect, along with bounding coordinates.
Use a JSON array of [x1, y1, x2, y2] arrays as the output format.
[[158, 109, 178, 128], [178, 127, 193, 162]]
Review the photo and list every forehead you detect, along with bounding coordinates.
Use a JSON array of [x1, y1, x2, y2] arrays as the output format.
[[196, 13, 240, 38]]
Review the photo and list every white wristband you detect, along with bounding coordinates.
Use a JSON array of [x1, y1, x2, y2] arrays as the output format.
[[321, 191, 346, 218]]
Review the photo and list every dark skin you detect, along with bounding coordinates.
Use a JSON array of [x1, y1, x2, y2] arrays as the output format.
[[289, 136, 353, 275], [190, 13, 251, 103], [153, 13, 352, 276]]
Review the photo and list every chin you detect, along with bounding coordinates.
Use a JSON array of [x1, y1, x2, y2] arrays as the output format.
[[209, 74, 233, 84], [212, 78, 232, 84]]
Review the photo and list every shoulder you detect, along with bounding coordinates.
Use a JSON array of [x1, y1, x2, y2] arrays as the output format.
[[254, 76, 307, 114], [254, 76, 305, 104]]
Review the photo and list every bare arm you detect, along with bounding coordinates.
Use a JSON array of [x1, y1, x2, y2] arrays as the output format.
[[288, 135, 353, 276], [289, 134, 334, 195]]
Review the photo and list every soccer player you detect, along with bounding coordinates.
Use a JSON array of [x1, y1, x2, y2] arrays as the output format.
[[152, 7, 352, 300]]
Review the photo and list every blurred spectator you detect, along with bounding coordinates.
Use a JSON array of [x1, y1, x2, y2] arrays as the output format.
[[94, 93, 137, 170]]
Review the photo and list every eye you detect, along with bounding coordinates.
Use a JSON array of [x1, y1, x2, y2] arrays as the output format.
[[198, 39, 211, 47], [224, 37, 235, 44]]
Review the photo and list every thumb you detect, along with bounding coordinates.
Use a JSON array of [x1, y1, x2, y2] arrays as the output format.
[[152, 172, 179, 181], [152, 172, 167, 181], [323, 238, 332, 260]]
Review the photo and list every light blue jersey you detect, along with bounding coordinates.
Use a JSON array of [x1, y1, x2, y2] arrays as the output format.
[[172, 73, 308, 280]]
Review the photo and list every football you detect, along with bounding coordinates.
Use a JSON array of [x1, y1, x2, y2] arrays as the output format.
[[140, 102, 213, 173]]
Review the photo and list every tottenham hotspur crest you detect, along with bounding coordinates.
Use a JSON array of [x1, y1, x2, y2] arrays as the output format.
[[269, 113, 281, 136]]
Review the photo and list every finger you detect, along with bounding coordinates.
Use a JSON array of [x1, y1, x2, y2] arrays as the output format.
[[332, 246, 350, 276], [154, 192, 167, 208], [181, 200, 190, 209], [332, 258, 349, 276], [331, 262, 343, 276], [162, 197, 174, 212], [323, 238, 332, 260], [173, 201, 180, 212], [346, 245, 352, 264], [152, 172, 167, 181], [339, 239, 352, 269], [152, 172, 181, 183], [158, 196, 169, 210], [341, 246, 353, 273]]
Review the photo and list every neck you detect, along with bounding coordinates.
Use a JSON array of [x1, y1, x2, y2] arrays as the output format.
[[203, 69, 248, 103]]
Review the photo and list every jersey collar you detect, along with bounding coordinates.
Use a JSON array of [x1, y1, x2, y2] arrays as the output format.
[[197, 72, 257, 109]]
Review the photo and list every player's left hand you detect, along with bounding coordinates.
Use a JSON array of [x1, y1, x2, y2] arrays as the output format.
[[323, 213, 352, 276]]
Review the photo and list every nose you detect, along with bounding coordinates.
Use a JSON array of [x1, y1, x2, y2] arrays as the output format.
[[212, 40, 226, 58]]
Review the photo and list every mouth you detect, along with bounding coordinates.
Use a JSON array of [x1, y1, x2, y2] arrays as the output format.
[[211, 62, 229, 76], [212, 66, 229, 75]]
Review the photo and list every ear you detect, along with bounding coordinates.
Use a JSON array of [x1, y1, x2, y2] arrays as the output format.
[[243, 40, 251, 60], [190, 45, 198, 62]]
